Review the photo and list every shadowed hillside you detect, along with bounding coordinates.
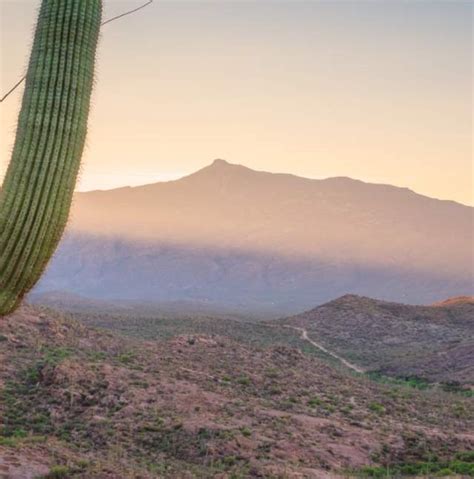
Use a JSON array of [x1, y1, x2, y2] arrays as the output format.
[[31, 160, 473, 314]]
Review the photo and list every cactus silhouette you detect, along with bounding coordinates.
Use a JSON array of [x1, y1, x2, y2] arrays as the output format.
[[0, 0, 102, 315]]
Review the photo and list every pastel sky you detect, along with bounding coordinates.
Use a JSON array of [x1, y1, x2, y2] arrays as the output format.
[[1, 0, 472, 205]]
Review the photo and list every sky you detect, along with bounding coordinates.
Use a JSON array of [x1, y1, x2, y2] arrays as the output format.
[[0, 0, 472, 205]]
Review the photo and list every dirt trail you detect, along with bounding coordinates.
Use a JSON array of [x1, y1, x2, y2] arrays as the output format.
[[286, 326, 365, 374]]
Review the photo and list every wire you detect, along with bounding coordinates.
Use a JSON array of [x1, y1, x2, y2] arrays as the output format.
[[101, 0, 153, 26], [0, 75, 26, 103], [0, 0, 153, 103]]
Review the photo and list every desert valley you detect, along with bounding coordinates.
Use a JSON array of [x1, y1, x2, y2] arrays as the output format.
[[0, 163, 472, 478]]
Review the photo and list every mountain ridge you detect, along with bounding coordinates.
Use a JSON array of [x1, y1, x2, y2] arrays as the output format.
[[32, 159, 473, 313], [77, 159, 471, 208]]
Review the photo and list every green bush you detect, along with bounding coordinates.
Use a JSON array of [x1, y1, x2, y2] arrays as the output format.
[[42, 465, 70, 479], [368, 402, 386, 414]]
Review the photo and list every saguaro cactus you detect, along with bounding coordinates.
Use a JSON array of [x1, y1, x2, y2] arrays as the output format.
[[0, 0, 102, 315]]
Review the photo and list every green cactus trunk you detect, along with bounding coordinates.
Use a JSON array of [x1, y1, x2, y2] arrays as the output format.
[[0, 0, 102, 315]]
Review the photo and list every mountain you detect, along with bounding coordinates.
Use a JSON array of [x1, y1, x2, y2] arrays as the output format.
[[1, 306, 473, 478], [32, 160, 473, 314], [281, 294, 474, 385]]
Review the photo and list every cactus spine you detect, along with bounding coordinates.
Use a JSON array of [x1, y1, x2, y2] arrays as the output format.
[[0, 0, 102, 315]]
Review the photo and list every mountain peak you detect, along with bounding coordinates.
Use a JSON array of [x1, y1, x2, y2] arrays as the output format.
[[211, 158, 230, 167], [206, 158, 247, 172], [186, 159, 254, 180]]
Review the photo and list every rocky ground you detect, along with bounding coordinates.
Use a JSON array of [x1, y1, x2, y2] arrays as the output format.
[[0, 306, 473, 478]]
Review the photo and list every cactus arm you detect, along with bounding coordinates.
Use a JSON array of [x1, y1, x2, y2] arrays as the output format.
[[0, 0, 102, 315]]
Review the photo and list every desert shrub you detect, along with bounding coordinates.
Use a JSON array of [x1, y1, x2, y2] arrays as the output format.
[[368, 402, 386, 414], [42, 465, 70, 479]]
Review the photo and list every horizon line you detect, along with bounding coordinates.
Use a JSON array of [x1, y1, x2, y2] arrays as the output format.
[[74, 159, 473, 208]]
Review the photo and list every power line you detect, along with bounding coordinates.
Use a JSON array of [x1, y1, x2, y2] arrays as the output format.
[[0, 0, 153, 103], [0, 75, 26, 103], [101, 0, 153, 26]]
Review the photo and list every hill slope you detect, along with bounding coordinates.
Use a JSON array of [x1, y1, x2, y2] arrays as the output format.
[[281, 295, 474, 385], [31, 160, 473, 314], [1, 306, 473, 478]]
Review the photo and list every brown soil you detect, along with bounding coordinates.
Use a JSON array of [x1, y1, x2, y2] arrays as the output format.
[[0, 306, 472, 478]]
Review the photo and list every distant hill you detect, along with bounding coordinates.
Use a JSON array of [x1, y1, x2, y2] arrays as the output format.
[[281, 294, 474, 384], [29, 290, 266, 321], [33, 160, 473, 314], [433, 296, 474, 307]]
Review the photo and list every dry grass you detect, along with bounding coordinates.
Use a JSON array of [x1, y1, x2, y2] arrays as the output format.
[[0, 306, 472, 478]]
